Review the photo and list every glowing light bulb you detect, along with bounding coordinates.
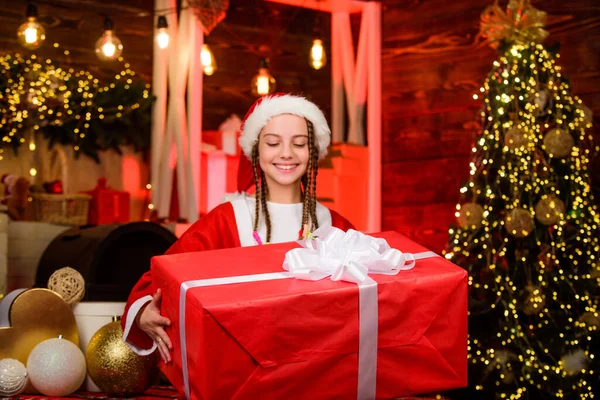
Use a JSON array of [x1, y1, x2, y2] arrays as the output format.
[[156, 16, 169, 49], [251, 59, 276, 97], [309, 38, 327, 70], [95, 18, 123, 61], [17, 4, 45, 50], [201, 44, 216, 75]]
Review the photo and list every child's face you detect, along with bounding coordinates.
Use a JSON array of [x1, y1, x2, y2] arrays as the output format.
[[258, 114, 310, 191]]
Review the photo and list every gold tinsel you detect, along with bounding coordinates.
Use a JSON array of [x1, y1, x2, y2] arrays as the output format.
[[480, 0, 549, 48], [535, 194, 565, 225], [505, 208, 535, 238]]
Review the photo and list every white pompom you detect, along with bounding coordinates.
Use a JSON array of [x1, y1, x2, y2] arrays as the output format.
[[0, 358, 28, 396]]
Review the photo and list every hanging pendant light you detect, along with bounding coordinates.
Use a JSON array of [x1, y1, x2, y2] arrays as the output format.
[[201, 44, 217, 76], [155, 16, 169, 49], [17, 2, 46, 50], [95, 18, 123, 61], [309, 38, 327, 70], [251, 58, 276, 97]]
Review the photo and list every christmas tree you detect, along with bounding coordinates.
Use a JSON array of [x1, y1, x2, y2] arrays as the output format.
[[445, 1, 600, 398]]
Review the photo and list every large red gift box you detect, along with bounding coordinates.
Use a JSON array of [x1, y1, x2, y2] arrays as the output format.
[[152, 231, 467, 400]]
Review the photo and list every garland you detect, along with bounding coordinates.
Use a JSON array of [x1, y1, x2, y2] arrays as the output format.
[[0, 53, 153, 163]]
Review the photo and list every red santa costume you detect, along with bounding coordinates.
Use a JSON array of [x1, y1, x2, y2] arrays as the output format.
[[121, 93, 354, 354]]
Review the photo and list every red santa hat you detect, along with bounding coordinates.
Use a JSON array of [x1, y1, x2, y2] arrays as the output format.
[[238, 93, 331, 161]]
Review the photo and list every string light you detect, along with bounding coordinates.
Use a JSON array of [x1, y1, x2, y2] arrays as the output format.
[[445, 42, 599, 398], [251, 58, 276, 97], [155, 16, 169, 50], [0, 51, 150, 158], [17, 3, 46, 50], [309, 39, 326, 70], [200, 44, 216, 76], [95, 18, 123, 61]]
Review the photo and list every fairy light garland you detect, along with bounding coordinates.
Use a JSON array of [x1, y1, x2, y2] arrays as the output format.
[[0, 42, 152, 163], [445, 42, 599, 398]]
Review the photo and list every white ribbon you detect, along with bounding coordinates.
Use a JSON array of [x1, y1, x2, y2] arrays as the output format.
[[177, 228, 437, 400]]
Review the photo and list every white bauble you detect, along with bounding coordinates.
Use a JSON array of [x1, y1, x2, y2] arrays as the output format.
[[26, 338, 86, 396], [0, 358, 28, 396]]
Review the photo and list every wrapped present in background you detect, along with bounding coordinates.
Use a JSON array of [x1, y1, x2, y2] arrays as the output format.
[[149, 230, 467, 400], [83, 178, 130, 225], [317, 144, 368, 231]]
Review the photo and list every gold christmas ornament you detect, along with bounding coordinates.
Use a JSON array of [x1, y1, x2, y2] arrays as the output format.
[[505, 208, 535, 238], [560, 349, 588, 376], [86, 321, 158, 396], [504, 126, 529, 150], [543, 129, 574, 158], [0, 289, 79, 365], [0, 358, 28, 396], [578, 104, 593, 126], [48, 267, 85, 306], [533, 89, 550, 116], [457, 203, 485, 229], [522, 285, 545, 315], [579, 312, 600, 328], [534, 194, 565, 225], [480, 0, 549, 48]]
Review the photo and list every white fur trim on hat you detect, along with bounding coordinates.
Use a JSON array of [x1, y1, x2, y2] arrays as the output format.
[[239, 94, 331, 160]]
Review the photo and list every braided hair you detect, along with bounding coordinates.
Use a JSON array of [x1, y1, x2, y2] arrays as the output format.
[[252, 119, 319, 243]]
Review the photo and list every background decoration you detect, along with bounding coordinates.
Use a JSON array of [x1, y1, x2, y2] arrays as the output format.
[[534, 194, 565, 225], [503, 125, 529, 150], [479, 0, 549, 48], [188, 0, 230, 34], [445, 1, 600, 397], [504, 207, 534, 238], [47, 266, 85, 306], [0, 358, 28, 397], [457, 202, 484, 229], [0, 52, 153, 162], [86, 321, 157, 396], [543, 128, 574, 158], [26, 337, 86, 396], [0, 289, 79, 365]]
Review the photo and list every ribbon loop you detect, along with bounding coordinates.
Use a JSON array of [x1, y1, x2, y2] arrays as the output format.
[[283, 227, 418, 284]]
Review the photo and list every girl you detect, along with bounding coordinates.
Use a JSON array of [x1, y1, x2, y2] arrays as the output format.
[[122, 93, 354, 363]]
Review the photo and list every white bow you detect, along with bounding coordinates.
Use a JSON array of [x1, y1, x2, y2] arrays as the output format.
[[283, 227, 416, 284]]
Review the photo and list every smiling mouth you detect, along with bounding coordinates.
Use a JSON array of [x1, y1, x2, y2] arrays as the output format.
[[274, 164, 299, 171]]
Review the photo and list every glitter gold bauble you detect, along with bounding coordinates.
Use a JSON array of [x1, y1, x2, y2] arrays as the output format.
[[0, 289, 79, 365], [504, 126, 529, 150], [48, 267, 85, 307], [505, 208, 535, 238], [522, 285, 545, 315], [86, 322, 157, 396], [457, 203, 484, 229], [543, 129, 574, 158], [534, 194, 565, 225], [0, 358, 28, 396], [578, 104, 593, 126], [579, 312, 600, 328], [27, 338, 86, 396]]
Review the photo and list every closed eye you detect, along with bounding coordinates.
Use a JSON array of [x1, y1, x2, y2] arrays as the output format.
[[266, 143, 280, 147], [293, 143, 307, 148]]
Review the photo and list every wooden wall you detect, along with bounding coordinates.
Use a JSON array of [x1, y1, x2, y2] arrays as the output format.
[[381, 0, 600, 253]]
